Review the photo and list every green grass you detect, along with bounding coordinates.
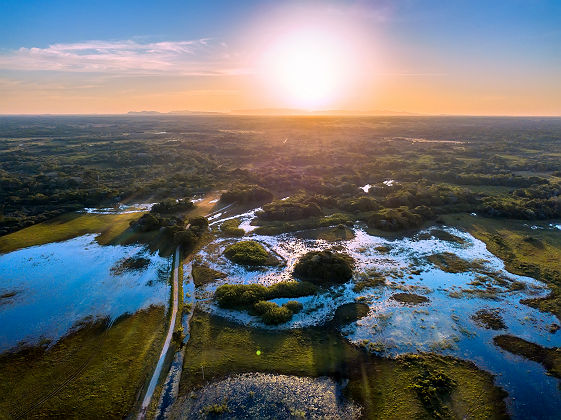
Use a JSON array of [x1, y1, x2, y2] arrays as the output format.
[[179, 310, 507, 419], [0, 306, 167, 419], [219, 218, 245, 237], [0, 212, 142, 254], [191, 264, 226, 287]]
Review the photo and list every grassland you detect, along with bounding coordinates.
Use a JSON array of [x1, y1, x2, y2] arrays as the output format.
[[0, 212, 141, 254], [179, 310, 507, 419], [0, 191, 222, 256], [0, 306, 167, 419]]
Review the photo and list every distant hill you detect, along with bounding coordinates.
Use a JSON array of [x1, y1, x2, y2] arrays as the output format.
[[127, 109, 423, 117], [127, 110, 226, 116]]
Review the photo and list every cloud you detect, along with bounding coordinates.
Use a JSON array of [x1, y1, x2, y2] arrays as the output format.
[[0, 39, 248, 76]]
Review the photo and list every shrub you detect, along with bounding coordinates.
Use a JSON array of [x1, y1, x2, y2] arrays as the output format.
[[214, 284, 268, 308], [151, 198, 194, 214], [293, 250, 354, 285], [173, 230, 198, 248], [191, 264, 226, 287], [220, 218, 245, 237], [189, 216, 208, 229], [257, 199, 322, 221], [214, 281, 317, 308], [282, 300, 303, 314], [260, 304, 293, 325], [223, 240, 275, 266], [253, 300, 278, 315], [267, 281, 317, 298], [367, 206, 426, 231], [220, 185, 274, 204]]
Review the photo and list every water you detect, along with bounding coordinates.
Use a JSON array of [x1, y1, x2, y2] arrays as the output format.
[[180, 373, 361, 419], [191, 209, 561, 419], [83, 202, 156, 214], [0, 234, 170, 351]]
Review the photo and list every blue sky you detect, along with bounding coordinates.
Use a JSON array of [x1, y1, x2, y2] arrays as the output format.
[[0, 0, 559, 114]]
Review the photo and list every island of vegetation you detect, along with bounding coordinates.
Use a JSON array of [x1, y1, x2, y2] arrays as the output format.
[[223, 240, 279, 266], [293, 250, 354, 285], [214, 281, 316, 325]]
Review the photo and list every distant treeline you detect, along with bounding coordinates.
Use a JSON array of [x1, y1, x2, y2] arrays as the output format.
[[2, 115, 561, 236]]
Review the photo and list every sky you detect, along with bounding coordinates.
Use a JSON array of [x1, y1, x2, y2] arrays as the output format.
[[0, 0, 560, 115]]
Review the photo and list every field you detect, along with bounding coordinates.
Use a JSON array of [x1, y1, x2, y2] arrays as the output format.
[[0, 306, 167, 419]]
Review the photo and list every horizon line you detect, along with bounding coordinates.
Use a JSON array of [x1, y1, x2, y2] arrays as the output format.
[[1, 112, 560, 118]]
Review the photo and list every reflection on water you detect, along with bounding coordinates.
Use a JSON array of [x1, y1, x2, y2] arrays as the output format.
[[192, 209, 561, 419], [0, 234, 170, 351], [181, 373, 361, 419]]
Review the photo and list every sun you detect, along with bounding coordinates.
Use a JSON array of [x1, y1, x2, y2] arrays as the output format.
[[260, 29, 351, 110]]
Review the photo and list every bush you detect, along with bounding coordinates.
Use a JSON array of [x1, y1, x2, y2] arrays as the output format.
[[214, 281, 317, 308], [191, 264, 226, 287], [220, 185, 274, 204], [282, 300, 303, 314], [260, 304, 293, 325], [151, 198, 194, 214], [367, 206, 428, 231], [214, 284, 269, 308], [189, 215, 208, 228], [223, 240, 275, 266], [293, 251, 354, 285], [220, 218, 245, 237], [257, 197, 322, 221], [173, 229, 198, 248], [130, 213, 161, 232], [253, 300, 278, 315], [267, 281, 317, 298]]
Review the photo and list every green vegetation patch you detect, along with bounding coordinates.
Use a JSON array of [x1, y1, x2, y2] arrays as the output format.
[[253, 301, 294, 325], [220, 185, 274, 204], [391, 293, 430, 305], [374, 245, 391, 253], [214, 281, 317, 309], [368, 206, 432, 231], [332, 303, 370, 326], [151, 198, 194, 214], [407, 361, 456, 418], [494, 335, 561, 378], [0, 306, 167, 418], [0, 212, 141, 254], [293, 250, 354, 285], [426, 252, 484, 273], [219, 218, 245, 237], [215, 282, 316, 325], [110, 256, 151, 275], [180, 310, 508, 419], [418, 229, 466, 244], [353, 270, 387, 292], [257, 197, 322, 222], [472, 308, 507, 330], [191, 264, 227, 287], [223, 240, 279, 266]]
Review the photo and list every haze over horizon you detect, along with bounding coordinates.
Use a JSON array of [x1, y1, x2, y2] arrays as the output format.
[[1, 0, 560, 116]]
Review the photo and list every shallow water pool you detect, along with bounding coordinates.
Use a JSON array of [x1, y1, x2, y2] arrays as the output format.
[[0, 234, 170, 351]]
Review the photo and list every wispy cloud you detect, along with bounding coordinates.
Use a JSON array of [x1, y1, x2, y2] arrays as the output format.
[[0, 39, 248, 76]]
